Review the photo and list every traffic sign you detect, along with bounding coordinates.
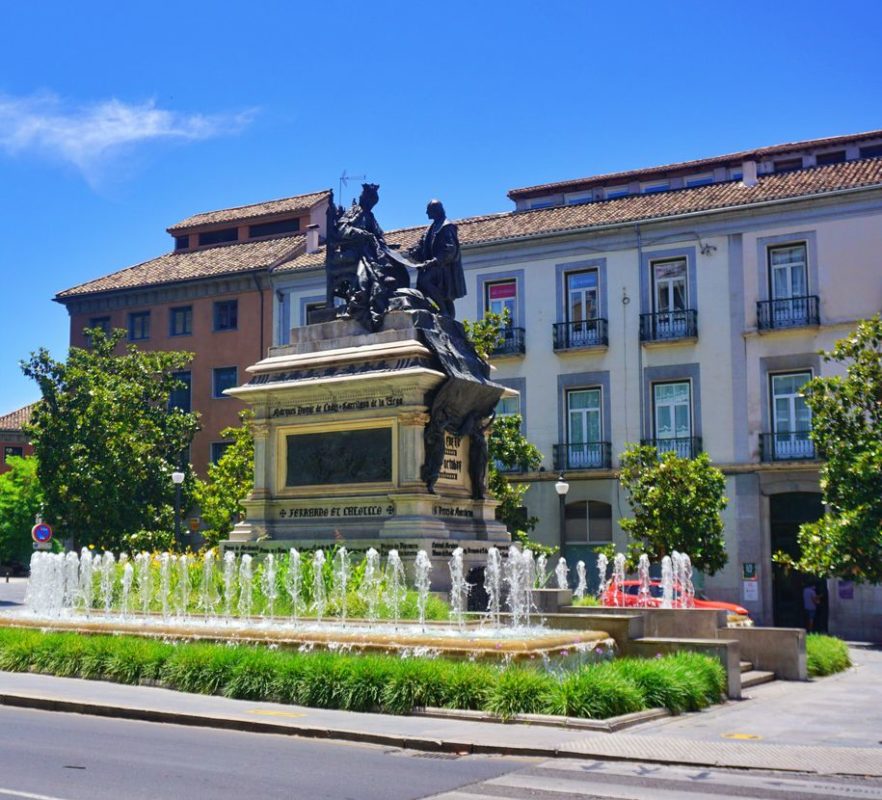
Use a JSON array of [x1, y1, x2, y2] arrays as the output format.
[[31, 522, 53, 544]]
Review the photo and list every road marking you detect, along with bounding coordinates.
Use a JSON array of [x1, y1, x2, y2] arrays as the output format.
[[246, 709, 307, 719], [721, 732, 762, 740], [0, 788, 73, 800]]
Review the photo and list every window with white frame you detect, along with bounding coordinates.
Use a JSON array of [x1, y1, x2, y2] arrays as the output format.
[[485, 279, 517, 325], [770, 372, 813, 459], [566, 388, 603, 467], [565, 500, 613, 543], [653, 381, 692, 457], [651, 258, 688, 337], [767, 243, 809, 326], [565, 270, 600, 346], [495, 394, 520, 418]]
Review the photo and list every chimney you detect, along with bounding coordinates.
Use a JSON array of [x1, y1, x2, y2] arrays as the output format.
[[742, 159, 758, 188], [306, 224, 320, 253]]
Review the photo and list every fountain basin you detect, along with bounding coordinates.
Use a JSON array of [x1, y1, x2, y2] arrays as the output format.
[[0, 612, 613, 664]]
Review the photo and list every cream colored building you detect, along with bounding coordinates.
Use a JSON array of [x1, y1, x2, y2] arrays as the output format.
[[275, 130, 882, 637]]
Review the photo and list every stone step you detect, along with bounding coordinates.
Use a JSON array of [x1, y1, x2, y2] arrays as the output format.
[[739, 660, 754, 673], [741, 669, 776, 688]]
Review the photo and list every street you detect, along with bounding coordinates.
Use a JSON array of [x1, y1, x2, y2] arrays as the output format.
[[2, 706, 882, 800]]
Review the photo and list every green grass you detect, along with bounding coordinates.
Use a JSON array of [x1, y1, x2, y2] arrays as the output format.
[[806, 634, 852, 677], [0, 627, 728, 720]]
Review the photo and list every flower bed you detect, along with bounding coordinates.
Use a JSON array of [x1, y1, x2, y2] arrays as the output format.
[[806, 634, 851, 677]]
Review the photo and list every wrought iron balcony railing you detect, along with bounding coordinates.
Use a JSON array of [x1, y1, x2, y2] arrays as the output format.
[[641, 437, 703, 459], [491, 326, 526, 356], [553, 319, 608, 350], [760, 431, 817, 462], [756, 295, 820, 330], [639, 309, 698, 342], [553, 442, 612, 471]]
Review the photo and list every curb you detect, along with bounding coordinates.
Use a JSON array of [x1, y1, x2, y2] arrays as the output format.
[[413, 706, 671, 732]]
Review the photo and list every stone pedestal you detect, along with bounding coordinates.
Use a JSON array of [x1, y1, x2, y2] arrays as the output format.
[[224, 312, 511, 588]]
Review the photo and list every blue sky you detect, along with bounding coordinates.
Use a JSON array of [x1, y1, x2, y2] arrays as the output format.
[[1, 0, 880, 413]]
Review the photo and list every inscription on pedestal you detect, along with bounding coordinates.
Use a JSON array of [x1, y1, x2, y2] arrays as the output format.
[[286, 428, 392, 486]]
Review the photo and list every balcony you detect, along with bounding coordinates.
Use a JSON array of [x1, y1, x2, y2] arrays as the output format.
[[553, 442, 612, 470], [641, 437, 702, 459], [553, 319, 608, 350], [757, 295, 820, 331], [491, 326, 526, 356], [760, 432, 817, 462], [639, 309, 698, 342]]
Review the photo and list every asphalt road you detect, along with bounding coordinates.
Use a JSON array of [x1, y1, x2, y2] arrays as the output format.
[[3, 706, 882, 800], [0, 705, 522, 800]]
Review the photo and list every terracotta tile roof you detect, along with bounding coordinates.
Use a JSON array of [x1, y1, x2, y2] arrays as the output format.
[[277, 158, 882, 273], [56, 235, 306, 299], [508, 129, 882, 199], [167, 189, 331, 233], [0, 403, 36, 432]]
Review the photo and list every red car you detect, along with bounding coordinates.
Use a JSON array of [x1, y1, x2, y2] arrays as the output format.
[[602, 580, 750, 617]]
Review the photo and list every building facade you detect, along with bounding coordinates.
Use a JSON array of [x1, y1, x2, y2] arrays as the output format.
[[0, 404, 35, 474], [56, 190, 330, 474], [275, 130, 882, 637]]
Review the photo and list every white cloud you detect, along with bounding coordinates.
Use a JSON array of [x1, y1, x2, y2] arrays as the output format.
[[0, 92, 254, 182]]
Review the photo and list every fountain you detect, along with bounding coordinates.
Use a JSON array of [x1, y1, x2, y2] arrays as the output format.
[[660, 555, 674, 609], [535, 553, 548, 588], [555, 557, 569, 590], [484, 547, 502, 627], [574, 560, 587, 600], [596, 552, 609, 600], [15, 549, 614, 664], [413, 550, 432, 626], [448, 547, 468, 627], [637, 553, 652, 607], [611, 553, 626, 607]]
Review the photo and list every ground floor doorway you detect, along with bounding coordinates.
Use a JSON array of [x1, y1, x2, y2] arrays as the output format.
[[769, 492, 825, 628]]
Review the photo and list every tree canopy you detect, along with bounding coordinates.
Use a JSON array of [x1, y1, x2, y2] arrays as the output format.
[[0, 456, 43, 566], [194, 411, 255, 547], [21, 328, 199, 551], [778, 315, 882, 583], [618, 444, 728, 575]]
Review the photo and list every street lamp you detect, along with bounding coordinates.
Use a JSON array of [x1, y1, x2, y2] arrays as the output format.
[[172, 470, 185, 549], [554, 472, 570, 553]]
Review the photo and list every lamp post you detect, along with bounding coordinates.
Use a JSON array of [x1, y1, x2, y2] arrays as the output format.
[[172, 470, 185, 549], [554, 472, 570, 554]]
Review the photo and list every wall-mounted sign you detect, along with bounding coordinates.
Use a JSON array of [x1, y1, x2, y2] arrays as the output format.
[[742, 580, 759, 602], [742, 562, 758, 581]]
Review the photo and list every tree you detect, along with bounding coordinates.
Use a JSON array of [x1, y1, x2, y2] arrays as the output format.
[[0, 456, 43, 566], [618, 444, 728, 575], [194, 411, 255, 547], [21, 328, 199, 551], [777, 315, 882, 583]]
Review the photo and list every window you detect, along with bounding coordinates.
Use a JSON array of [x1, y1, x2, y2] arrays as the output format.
[[653, 381, 692, 456], [564, 192, 592, 205], [88, 316, 111, 335], [174, 235, 189, 251], [211, 442, 232, 464], [685, 173, 713, 187], [169, 371, 192, 412], [770, 372, 813, 459], [605, 185, 630, 199], [198, 228, 238, 247], [860, 143, 882, 159], [249, 218, 300, 238], [529, 199, 554, 210], [651, 258, 689, 337], [128, 311, 150, 341], [485, 280, 517, 324], [769, 244, 807, 300], [565, 500, 613, 543], [495, 395, 520, 418], [3, 446, 23, 463], [565, 270, 601, 346], [774, 157, 803, 173], [729, 168, 743, 181], [212, 366, 238, 399], [641, 180, 670, 194], [815, 150, 845, 165], [304, 301, 325, 325], [214, 300, 238, 331], [566, 388, 603, 468], [169, 306, 192, 337]]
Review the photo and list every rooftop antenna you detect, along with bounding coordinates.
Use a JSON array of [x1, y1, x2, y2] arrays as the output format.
[[339, 170, 367, 206]]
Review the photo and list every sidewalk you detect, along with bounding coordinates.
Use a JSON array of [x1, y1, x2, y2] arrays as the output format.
[[2, 657, 881, 777]]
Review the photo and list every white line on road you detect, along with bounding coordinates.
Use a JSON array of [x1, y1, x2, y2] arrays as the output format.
[[0, 787, 72, 800]]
